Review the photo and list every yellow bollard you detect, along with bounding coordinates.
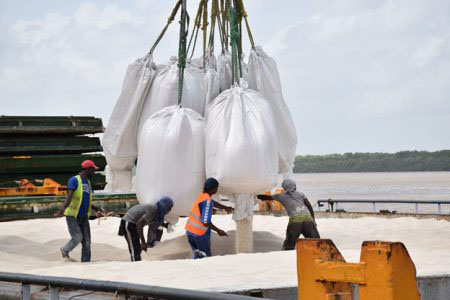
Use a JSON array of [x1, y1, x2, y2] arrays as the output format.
[[359, 241, 421, 300], [296, 239, 421, 300]]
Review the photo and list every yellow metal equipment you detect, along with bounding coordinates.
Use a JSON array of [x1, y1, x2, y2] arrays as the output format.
[[296, 239, 421, 300], [0, 178, 67, 197]]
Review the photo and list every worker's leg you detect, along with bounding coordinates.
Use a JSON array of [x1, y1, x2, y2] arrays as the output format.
[[156, 228, 163, 242], [187, 235, 211, 258], [282, 222, 303, 251], [301, 221, 320, 238], [195, 235, 212, 258], [187, 234, 201, 259], [79, 216, 91, 262], [62, 216, 83, 255], [125, 221, 142, 261], [120, 220, 135, 261]]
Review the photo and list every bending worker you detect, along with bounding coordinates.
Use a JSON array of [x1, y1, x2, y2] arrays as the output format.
[[257, 179, 319, 250], [185, 178, 233, 259], [119, 197, 173, 262], [57, 160, 105, 262]]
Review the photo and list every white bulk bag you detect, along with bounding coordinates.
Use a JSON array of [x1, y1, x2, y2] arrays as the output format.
[[102, 55, 156, 192], [248, 46, 297, 177], [205, 81, 278, 196], [136, 105, 205, 217], [137, 57, 220, 138]]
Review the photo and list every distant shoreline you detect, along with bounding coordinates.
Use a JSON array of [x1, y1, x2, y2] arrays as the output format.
[[294, 150, 450, 173], [293, 170, 450, 174]]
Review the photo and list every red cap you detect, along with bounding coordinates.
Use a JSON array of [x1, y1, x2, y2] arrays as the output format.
[[81, 160, 99, 170]]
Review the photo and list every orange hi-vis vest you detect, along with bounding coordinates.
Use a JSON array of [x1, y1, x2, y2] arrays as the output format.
[[185, 192, 211, 236]]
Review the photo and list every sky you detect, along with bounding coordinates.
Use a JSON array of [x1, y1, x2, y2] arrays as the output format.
[[1, 0, 449, 155]]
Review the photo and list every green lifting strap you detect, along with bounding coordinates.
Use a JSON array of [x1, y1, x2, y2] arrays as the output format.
[[229, 1, 241, 84], [178, 0, 189, 105]]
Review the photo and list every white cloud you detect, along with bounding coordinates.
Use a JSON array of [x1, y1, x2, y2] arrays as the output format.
[[264, 23, 299, 56], [12, 12, 70, 45], [74, 2, 144, 30], [412, 37, 446, 67]]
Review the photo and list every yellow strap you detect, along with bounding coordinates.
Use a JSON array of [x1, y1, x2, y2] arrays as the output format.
[[149, 0, 183, 54], [236, 0, 255, 48]]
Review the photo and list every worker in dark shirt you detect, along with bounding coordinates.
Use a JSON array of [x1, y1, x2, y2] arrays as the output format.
[[118, 197, 173, 261], [257, 179, 319, 250]]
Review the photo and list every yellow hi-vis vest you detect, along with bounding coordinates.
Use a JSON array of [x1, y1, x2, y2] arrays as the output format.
[[64, 175, 92, 218]]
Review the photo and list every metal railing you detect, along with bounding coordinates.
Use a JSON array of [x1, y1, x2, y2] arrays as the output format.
[[316, 199, 450, 214], [0, 272, 260, 300]]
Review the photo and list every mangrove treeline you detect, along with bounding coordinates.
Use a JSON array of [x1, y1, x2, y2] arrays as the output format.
[[293, 150, 450, 173]]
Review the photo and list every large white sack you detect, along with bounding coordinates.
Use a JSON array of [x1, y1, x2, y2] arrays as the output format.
[[102, 55, 156, 191], [136, 105, 205, 217], [205, 81, 278, 196], [137, 57, 219, 138], [248, 46, 297, 177]]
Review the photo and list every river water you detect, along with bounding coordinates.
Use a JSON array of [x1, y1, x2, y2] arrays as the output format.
[[290, 171, 450, 214]]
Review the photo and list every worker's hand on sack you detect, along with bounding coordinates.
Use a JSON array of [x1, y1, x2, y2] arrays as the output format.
[[141, 240, 148, 252], [217, 229, 228, 237], [224, 207, 234, 214]]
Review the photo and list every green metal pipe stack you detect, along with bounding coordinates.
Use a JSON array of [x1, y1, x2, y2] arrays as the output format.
[[0, 116, 107, 190]]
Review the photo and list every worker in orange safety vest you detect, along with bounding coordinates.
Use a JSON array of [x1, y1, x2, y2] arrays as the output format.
[[185, 178, 233, 258]]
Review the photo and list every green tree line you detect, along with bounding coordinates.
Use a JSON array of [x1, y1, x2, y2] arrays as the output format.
[[293, 150, 450, 173]]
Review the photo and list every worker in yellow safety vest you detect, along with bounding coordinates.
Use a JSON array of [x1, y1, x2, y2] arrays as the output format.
[[56, 160, 105, 262], [185, 178, 233, 259]]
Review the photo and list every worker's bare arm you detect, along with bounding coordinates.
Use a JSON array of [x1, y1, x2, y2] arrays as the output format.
[[55, 190, 74, 216], [213, 201, 234, 213], [63, 190, 74, 209], [205, 222, 228, 237], [256, 194, 274, 201], [304, 198, 315, 221]]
